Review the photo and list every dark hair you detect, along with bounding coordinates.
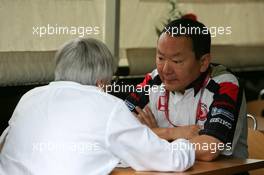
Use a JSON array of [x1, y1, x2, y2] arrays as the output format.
[[161, 18, 211, 59]]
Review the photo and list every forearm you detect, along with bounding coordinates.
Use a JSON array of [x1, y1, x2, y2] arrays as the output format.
[[190, 135, 221, 161], [152, 127, 182, 141], [108, 120, 195, 171], [152, 125, 201, 141], [151, 127, 222, 161]]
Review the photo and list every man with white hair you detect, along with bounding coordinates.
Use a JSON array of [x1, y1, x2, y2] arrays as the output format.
[[0, 38, 195, 175]]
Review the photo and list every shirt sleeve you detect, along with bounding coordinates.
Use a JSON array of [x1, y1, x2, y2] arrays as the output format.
[[105, 101, 195, 172], [199, 75, 242, 145], [0, 126, 10, 152], [124, 69, 161, 112]]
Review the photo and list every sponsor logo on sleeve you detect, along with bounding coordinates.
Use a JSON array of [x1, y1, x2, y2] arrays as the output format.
[[211, 107, 234, 121], [125, 100, 136, 111], [209, 117, 232, 129]]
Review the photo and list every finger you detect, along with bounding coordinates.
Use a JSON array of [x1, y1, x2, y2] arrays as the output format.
[[135, 107, 148, 122], [191, 125, 201, 131], [133, 109, 146, 124], [192, 125, 203, 133], [132, 112, 138, 118], [144, 106, 158, 127], [135, 106, 144, 116], [141, 113, 152, 127], [144, 106, 154, 118], [136, 106, 152, 127], [137, 114, 145, 124], [198, 125, 204, 130]]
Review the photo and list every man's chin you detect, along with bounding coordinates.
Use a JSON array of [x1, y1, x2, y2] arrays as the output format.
[[164, 84, 180, 92]]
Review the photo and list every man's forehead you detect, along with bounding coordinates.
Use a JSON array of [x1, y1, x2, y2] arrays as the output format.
[[158, 33, 192, 42], [157, 33, 193, 51], [156, 48, 182, 59]]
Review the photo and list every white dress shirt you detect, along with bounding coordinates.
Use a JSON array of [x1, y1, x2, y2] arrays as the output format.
[[0, 81, 195, 175]]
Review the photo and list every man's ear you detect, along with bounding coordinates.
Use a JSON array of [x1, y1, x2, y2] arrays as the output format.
[[96, 80, 110, 92], [200, 53, 211, 73], [96, 80, 104, 88]]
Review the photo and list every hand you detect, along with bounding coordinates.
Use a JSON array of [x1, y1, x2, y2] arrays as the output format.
[[134, 106, 158, 128], [171, 125, 201, 140]]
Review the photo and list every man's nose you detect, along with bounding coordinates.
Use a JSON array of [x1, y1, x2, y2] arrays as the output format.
[[162, 60, 173, 74]]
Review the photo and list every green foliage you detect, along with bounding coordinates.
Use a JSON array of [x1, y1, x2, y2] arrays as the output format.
[[155, 0, 183, 36]]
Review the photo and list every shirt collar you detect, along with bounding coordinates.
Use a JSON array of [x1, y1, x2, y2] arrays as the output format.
[[49, 81, 102, 91], [185, 68, 211, 96]]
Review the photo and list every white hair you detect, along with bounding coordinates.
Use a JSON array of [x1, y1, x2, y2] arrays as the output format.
[[54, 38, 117, 85]]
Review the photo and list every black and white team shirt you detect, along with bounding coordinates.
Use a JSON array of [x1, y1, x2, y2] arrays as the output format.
[[125, 64, 248, 159]]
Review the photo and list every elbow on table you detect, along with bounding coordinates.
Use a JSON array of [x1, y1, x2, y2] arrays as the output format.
[[132, 151, 195, 172], [172, 148, 196, 172], [132, 160, 194, 173], [174, 161, 194, 172]]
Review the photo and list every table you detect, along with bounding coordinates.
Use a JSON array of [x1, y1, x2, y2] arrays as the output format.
[[111, 158, 264, 175]]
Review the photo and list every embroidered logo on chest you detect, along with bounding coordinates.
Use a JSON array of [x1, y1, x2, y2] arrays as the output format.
[[157, 96, 167, 111], [197, 103, 208, 121]]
